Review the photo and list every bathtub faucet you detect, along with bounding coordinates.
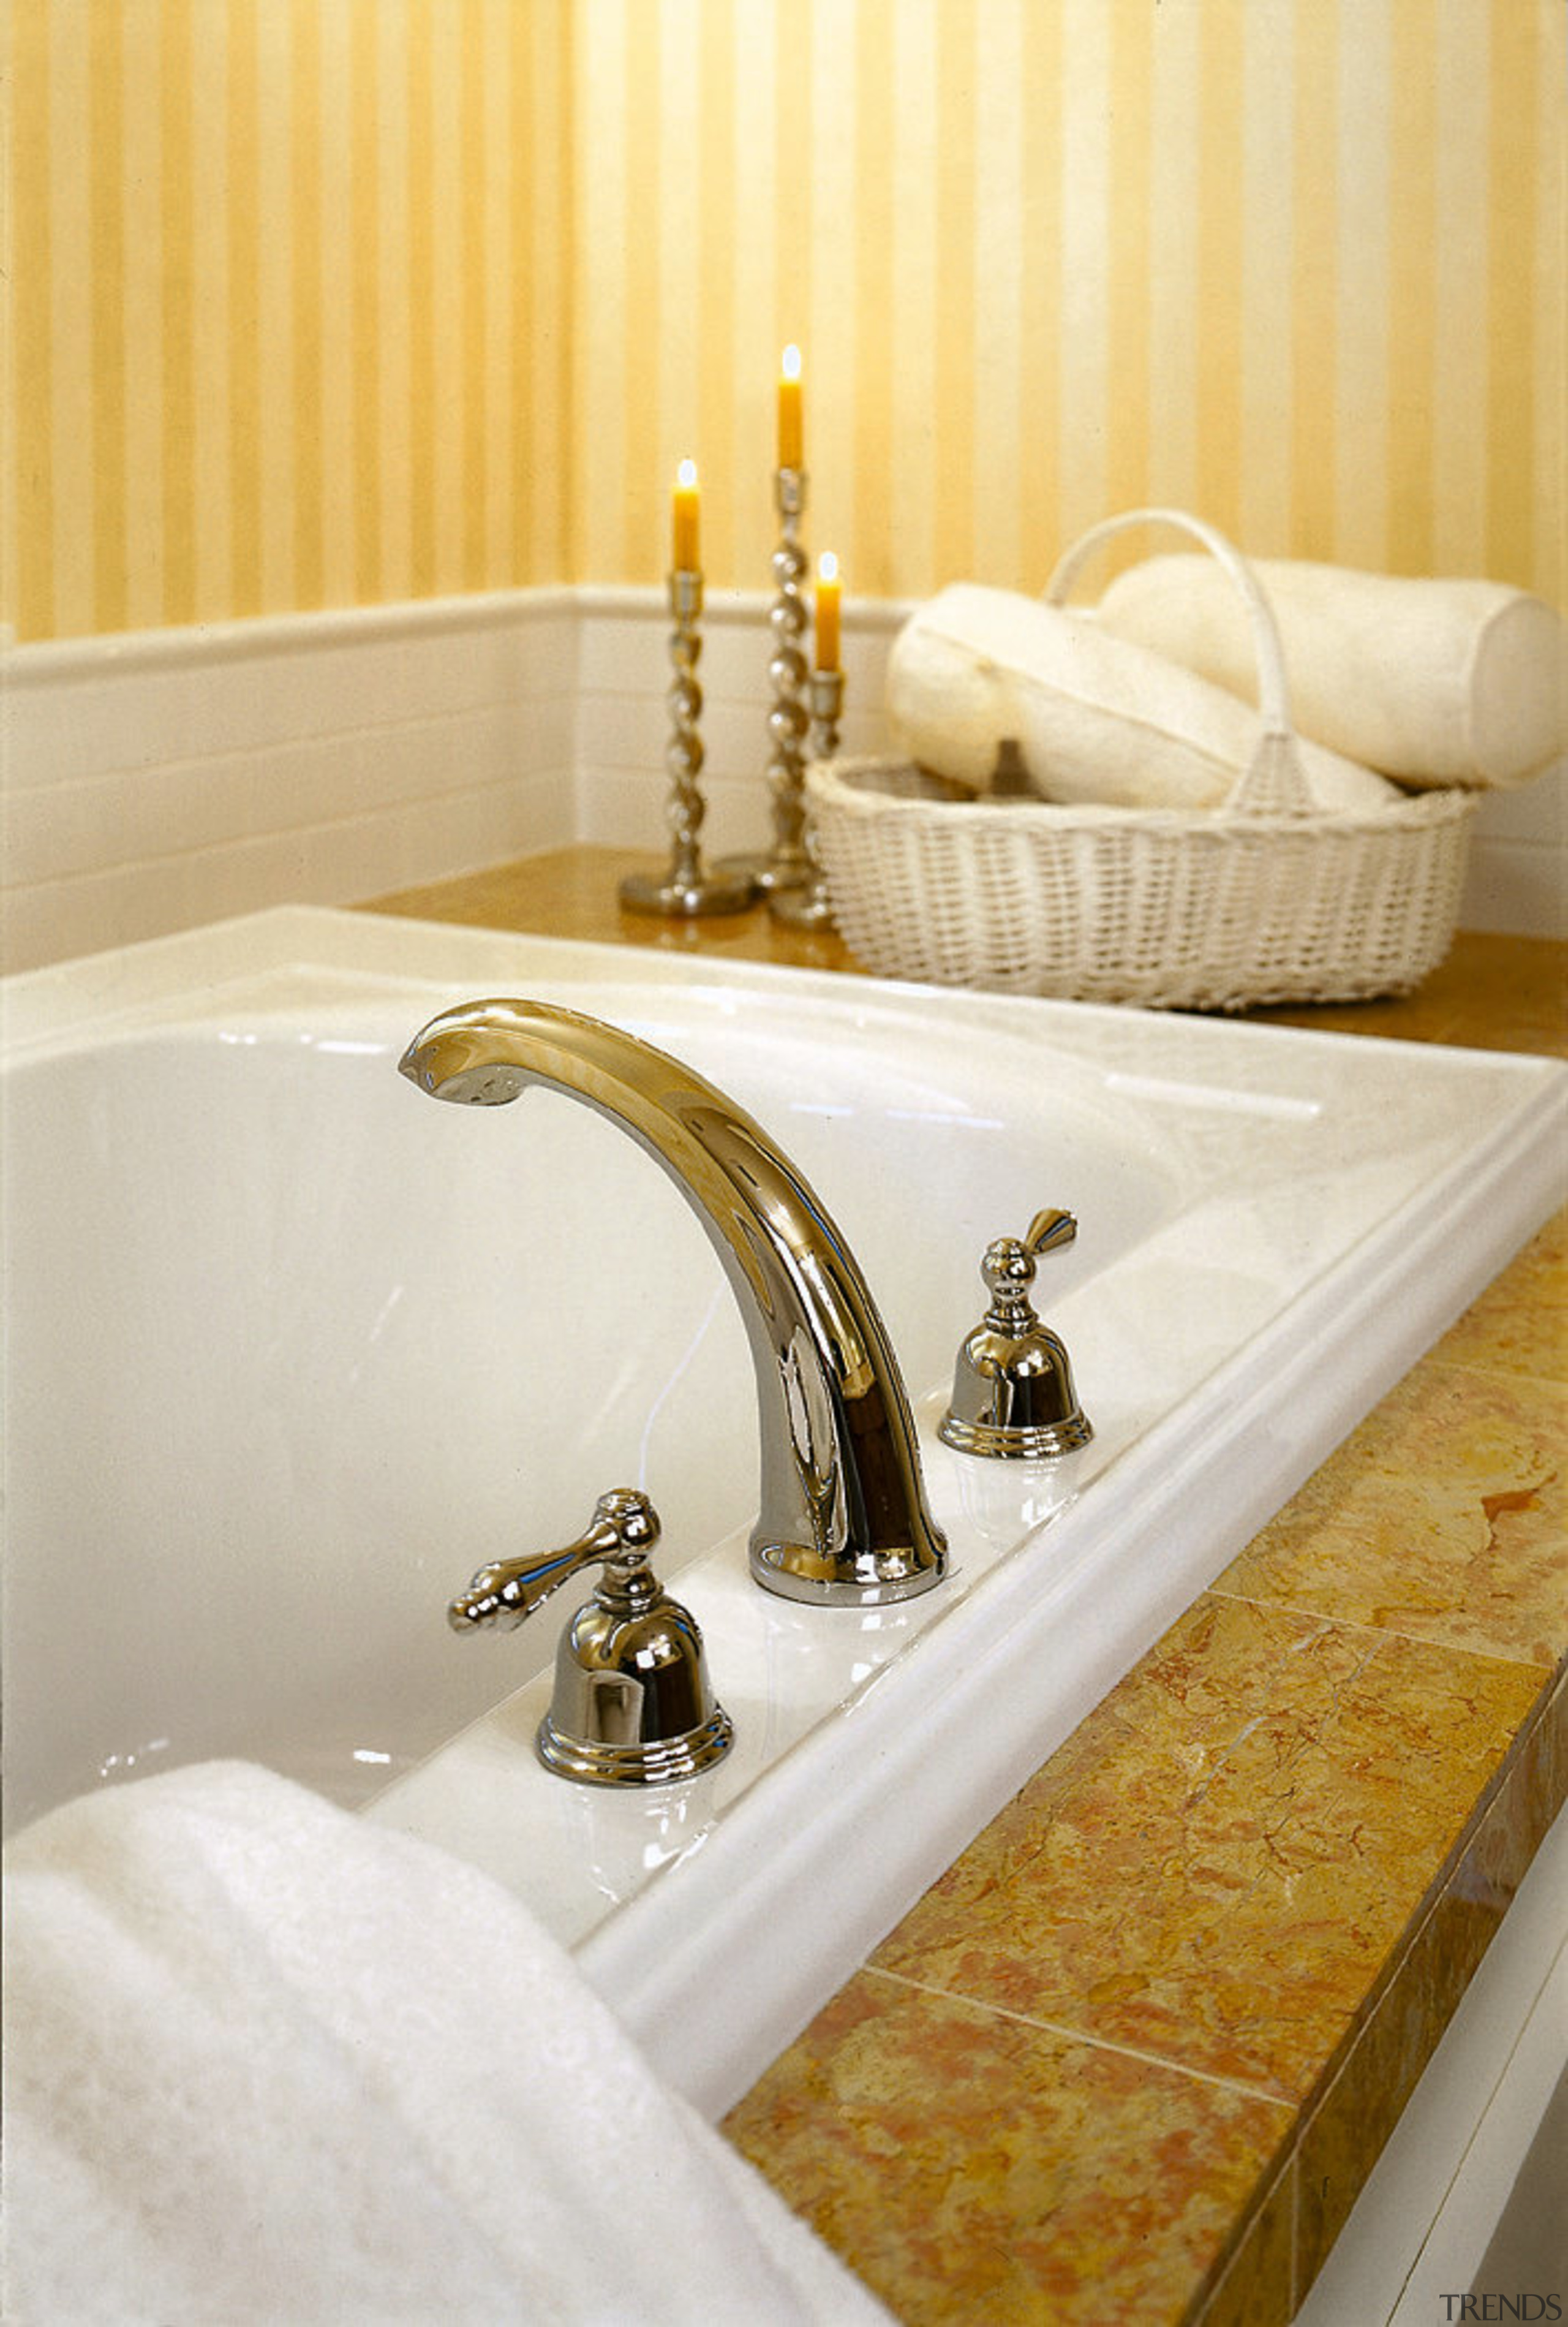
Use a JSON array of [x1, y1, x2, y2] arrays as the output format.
[[399, 998, 948, 1608]]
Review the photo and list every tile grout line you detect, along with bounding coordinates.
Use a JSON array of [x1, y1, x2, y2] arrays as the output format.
[[6, 691, 581, 795], [3, 772, 578, 893], [865, 1914, 1540, 2327], [861, 1962, 1300, 2114], [1199, 1583, 1564, 1676], [866, 1964, 1312, 2321]]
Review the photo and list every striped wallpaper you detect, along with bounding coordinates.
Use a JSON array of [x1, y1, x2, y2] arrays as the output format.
[[7, 0, 1564, 645], [7, 0, 574, 641]]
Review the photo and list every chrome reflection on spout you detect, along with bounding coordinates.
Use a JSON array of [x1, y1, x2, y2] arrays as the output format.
[[399, 997, 947, 1607]]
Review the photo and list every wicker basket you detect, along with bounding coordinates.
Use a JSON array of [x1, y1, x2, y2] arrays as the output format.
[[808, 510, 1479, 1011]]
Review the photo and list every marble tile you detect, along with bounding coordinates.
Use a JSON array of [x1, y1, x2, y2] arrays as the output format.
[[1191, 2165, 1296, 2327], [870, 1596, 1549, 2100], [364, 844, 861, 975], [723, 1972, 1294, 2327], [1218, 1363, 1567, 1669], [1431, 1206, 1568, 1386], [1248, 932, 1568, 1056], [1294, 1665, 1567, 2294]]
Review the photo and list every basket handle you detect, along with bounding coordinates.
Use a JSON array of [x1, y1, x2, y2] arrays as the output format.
[[1043, 508, 1313, 817]]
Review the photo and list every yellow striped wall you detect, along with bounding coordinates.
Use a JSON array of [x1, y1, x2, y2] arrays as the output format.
[[7, 0, 575, 641], [7, 0, 1564, 644]]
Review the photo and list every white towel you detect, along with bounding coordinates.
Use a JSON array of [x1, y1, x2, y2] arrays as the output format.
[[1093, 553, 1568, 789], [2, 1761, 892, 2327], [885, 581, 1400, 814]]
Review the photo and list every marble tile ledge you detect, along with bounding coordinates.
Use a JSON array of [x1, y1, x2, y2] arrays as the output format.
[[723, 1238, 1566, 2326], [364, 848, 1567, 2325]]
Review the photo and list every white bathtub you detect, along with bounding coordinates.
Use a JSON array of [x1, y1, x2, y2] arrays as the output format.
[[4, 905, 1562, 2114]]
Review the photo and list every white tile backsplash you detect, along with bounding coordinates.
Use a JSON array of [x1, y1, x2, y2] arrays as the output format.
[[3, 587, 1561, 974], [1463, 766, 1567, 937], [570, 588, 906, 861], [1459, 830, 1568, 941], [2, 592, 581, 974], [1469, 764, 1566, 845]]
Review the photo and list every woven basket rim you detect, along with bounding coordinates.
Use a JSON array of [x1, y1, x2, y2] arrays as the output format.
[[807, 754, 1480, 838]]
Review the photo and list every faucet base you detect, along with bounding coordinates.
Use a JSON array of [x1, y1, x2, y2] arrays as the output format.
[[938, 1409, 1093, 1461], [537, 1703, 735, 1788], [750, 1535, 947, 1608]]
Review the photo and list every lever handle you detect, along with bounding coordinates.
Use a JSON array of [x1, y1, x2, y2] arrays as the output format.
[[1025, 1208, 1077, 1258], [980, 1209, 1079, 1311], [448, 1488, 660, 1635]]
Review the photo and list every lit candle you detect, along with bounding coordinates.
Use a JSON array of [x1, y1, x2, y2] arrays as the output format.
[[672, 458, 700, 572], [815, 552, 841, 672], [778, 344, 803, 471]]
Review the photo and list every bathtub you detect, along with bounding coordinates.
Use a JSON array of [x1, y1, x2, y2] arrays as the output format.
[[4, 904, 1563, 2114]]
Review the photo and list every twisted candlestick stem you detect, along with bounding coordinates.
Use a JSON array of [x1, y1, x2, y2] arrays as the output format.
[[769, 665, 842, 931], [762, 464, 813, 889], [618, 570, 759, 917], [664, 572, 706, 890]]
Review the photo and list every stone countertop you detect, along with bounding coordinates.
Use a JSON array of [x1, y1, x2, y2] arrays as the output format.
[[366, 849, 1566, 2325]]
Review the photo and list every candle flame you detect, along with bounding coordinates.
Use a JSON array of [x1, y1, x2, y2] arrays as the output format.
[[677, 458, 698, 488], [781, 344, 801, 382], [818, 551, 838, 583]]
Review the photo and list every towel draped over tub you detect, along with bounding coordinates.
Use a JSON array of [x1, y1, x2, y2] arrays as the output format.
[[2, 1760, 892, 2327]]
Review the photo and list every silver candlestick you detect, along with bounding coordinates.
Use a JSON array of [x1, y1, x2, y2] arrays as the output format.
[[620, 570, 759, 918], [769, 665, 841, 931], [720, 465, 813, 895]]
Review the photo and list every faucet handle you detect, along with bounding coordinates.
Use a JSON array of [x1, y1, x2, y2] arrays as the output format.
[[448, 1487, 662, 1634], [940, 1211, 1093, 1462], [447, 1491, 735, 1788], [1025, 1206, 1078, 1257], [979, 1208, 1078, 1317]]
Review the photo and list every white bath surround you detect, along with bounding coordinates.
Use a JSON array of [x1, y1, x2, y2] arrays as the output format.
[[5, 906, 1563, 2116], [3, 587, 1563, 976]]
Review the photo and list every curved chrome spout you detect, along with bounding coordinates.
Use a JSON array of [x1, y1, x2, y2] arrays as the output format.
[[399, 997, 947, 1606]]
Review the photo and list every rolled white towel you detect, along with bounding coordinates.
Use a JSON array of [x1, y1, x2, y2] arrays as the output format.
[[1093, 554, 1568, 789], [886, 583, 1400, 814], [2, 1760, 894, 2327]]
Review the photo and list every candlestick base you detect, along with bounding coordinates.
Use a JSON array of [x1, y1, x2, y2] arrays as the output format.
[[620, 864, 760, 917], [766, 870, 835, 929], [714, 845, 812, 895]]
